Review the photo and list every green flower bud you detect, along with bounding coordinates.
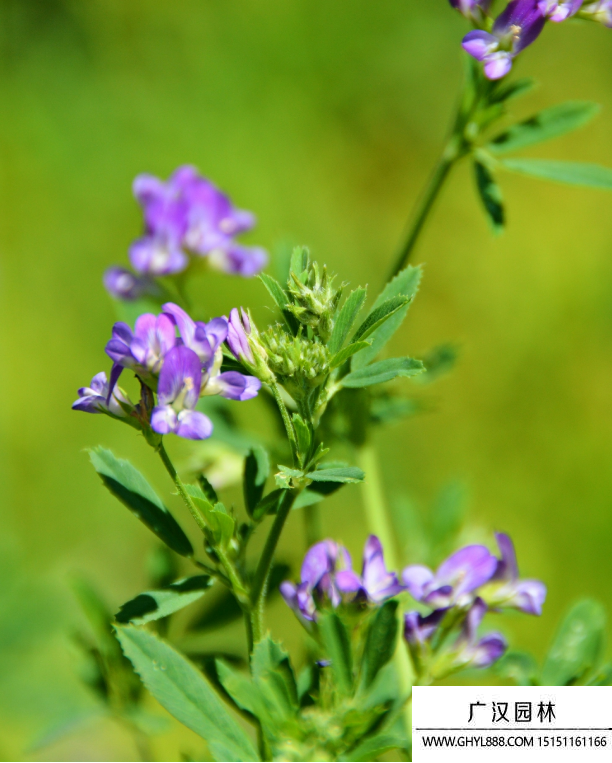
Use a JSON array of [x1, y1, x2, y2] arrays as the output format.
[[287, 259, 343, 342], [260, 325, 331, 401]]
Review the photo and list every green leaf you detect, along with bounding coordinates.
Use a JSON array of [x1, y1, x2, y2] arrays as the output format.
[[259, 272, 290, 311], [116, 625, 258, 761], [495, 651, 539, 686], [251, 637, 298, 722], [319, 612, 353, 695], [293, 482, 344, 509], [253, 488, 286, 520], [259, 273, 298, 333], [342, 357, 425, 388], [342, 733, 408, 762], [474, 161, 504, 233], [542, 600, 606, 686], [361, 601, 399, 688], [89, 448, 193, 557], [306, 466, 364, 483], [489, 77, 535, 104], [330, 340, 372, 369], [216, 660, 259, 716], [417, 342, 458, 384], [329, 288, 367, 354], [350, 296, 409, 345], [187, 488, 235, 547], [289, 245, 309, 279], [489, 101, 600, 155], [292, 414, 311, 461], [115, 576, 213, 625], [198, 474, 219, 504], [352, 265, 421, 370], [501, 158, 612, 190], [587, 664, 612, 686], [243, 446, 270, 518], [370, 396, 421, 425]]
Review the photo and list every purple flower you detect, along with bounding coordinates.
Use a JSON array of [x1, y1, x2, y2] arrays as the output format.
[[162, 303, 261, 401], [449, 0, 492, 21], [482, 533, 547, 615], [226, 307, 254, 363], [129, 166, 267, 277], [581, 0, 612, 26], [451, 598, 507, 669], [105, 312, 177, 390], [150, 346, 213, 440], [207, 243, 268, 277], [130, 172, 189, 276], [359, 535, 405, 603], [282, 535, 404, 621], [103, 266, 149, 301], [162, 302, 228, 368], [402, 545, 498, 609], [538, 0, 582, 21], [462, 0, 546, 79], [72, 371, 132, 417], [404, 609, 448, 647], [280, 540, 355, 621], [174, 166, 256, 254]]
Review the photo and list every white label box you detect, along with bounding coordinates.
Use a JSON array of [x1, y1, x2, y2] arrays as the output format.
[[412, 686, 612, 762]]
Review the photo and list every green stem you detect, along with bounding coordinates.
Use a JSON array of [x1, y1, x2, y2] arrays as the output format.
[[357, 444, 414, 701], [250, 488, 300, 635], [387, 137, 461, 280], [158, 442, 246, 597], [270, 381, 298, 464], [158, 441, 207, 533]]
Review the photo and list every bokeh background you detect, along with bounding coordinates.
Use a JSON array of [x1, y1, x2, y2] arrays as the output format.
[[2, 0, 612, 759]]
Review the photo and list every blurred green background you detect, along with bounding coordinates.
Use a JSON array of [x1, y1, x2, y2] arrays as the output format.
[[2, 0, 612, 759]]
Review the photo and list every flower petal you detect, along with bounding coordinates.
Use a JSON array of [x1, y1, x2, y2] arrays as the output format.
[[472, 632, 507, 667], [162, 302, 196, 346], [462, 30, 498, 60], [402, 565, 435, 601], [300, 540, 337, 587], [176, 410, 213, 440], [483, 53, 513, 80], [151, 405, 178, 434], [157, 346, 202, 407], [493, 532, 519, 582], [436, 545, 498, 597], [511, 579, 547, 615], [213, 371, 261, 401]]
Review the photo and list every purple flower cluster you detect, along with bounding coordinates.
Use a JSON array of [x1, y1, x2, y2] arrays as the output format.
[[280, 532, 544, 673], [453, 0, 606, 80], [280, 536, 403, 622], [402, 533, 546, 670], [104, 166, 267, 300], [73, 302, 261, 440]]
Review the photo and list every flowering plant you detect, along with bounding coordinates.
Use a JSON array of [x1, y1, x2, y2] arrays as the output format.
[[71, 3, 612, 761]]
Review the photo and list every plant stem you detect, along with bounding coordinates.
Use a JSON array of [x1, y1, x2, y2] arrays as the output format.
[[250, 488, 300, 636], [270, 381, 298, 464], [387, 137, 461, 280], [158, 441, 207, 533], [357, 443, 414, 700], [158, 441, 246, 597]]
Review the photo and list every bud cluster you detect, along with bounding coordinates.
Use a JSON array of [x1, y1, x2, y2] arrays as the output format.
[[287, 260, 343, 342], [260, 326, 331, 400]]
